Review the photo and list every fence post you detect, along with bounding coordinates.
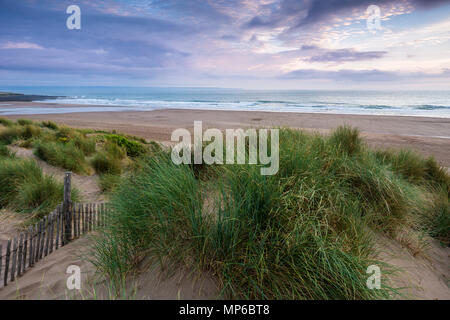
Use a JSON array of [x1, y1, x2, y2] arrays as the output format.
[[4, 240, 11, 286], [63, 172, 72, 245]]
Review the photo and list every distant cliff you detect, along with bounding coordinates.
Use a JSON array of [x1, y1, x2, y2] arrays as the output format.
[[0, 92, 60, 101]]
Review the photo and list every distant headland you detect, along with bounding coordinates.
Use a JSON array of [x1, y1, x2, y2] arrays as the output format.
[[0, 91, 60, 102]]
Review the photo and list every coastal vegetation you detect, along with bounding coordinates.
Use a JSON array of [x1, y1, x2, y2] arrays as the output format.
[[1, 117, 448, 299], [0, 117, 156, 223], [0, 155, 79, 221], [89, 126, 449, 299]]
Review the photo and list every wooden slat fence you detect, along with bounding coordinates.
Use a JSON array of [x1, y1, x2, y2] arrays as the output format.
[[0, 172, 110, 288]]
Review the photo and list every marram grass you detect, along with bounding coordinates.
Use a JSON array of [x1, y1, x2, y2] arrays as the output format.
[[88, 126, 448, 299]]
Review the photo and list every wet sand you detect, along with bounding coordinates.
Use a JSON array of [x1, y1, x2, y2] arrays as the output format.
[[3, 101, 450, 167]]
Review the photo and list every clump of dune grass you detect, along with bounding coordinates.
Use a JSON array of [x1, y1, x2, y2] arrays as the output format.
[[55, 126, 96, 155], [0, 158, 42, 208], [90, 126, 450, 299], [421, 188, 449, 246], [99, 174, 122, 193], [329, 125, 363, 156], [17, 118, 33, 126], [89, 152, 203, 285], [0, 122, 43, 145], [0, 143, 15, 158], [104, 141, 127, 160], [374, 149, 449, 189], [0, 126, 22, 144], [73, 134, 96, 155], [105, 134, 147, 157], [41, 120, 59, 130], [0, 117, 14, 127], [21, 124, 42, 140], [34, 140, 90, 174], [92, 152, 122, 175], [0, 157, 79, 219]]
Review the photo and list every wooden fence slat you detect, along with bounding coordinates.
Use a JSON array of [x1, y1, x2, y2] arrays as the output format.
[[90, 203, 93, 231], [49, 212, 55, 254], [86, 203, 91, 232], [94, 203, 97, 229], [55, 205, 61, 250], [4, 240, 11, 286], [28, 226, 34, 267], [77, 203, 80, 237], [0, 244, 3, 285], [33, 223, 38, 263], [83, 204, 87, 234], [10, 237, 18, 282], [75, 203, 79, 238], [39, 219, 46, 260], [72, 203, 76, 238], [102, 203, 104, 227], [86, 203, 89, 233], [98, 203, 101, 227], [34, 222, 39, 263], [63, 172, 72, 245], [37, 221, 42, 261], [78, 203, 81, 235], [86, 203, 90, 232], [100, 203, 103, 227], [45, 215, 51, 257], [77, 204, 80, 237], [35, 222, 41, 262], [97, 203, 100, 228], [81, 203, 84, 235], [88, 203, 91, 232], [60, 205, 65, 246], [92, 203, 96, 229], [75, 203, 79, 236], [22, 231, 28, 275], [17, 233, 23, 277], [105, 203, 108, 226]]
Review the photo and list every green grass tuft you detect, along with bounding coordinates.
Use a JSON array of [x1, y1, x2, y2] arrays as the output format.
[[0, 126, 22, 144], [99, 174, 122, 193], [17, 118, 33, 126], [92, 152, 122, 175], [0, 157, 79, 218], [329, 125, 363, 156], [34, 140, 90, 174], [0, 117, 14, 127], [40, 121, 59, 130], [0, 143, 15, 158], [105, 134, 147, 157]]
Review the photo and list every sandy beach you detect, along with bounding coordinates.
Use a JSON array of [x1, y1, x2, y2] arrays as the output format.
[[3, 101, 450, 167]]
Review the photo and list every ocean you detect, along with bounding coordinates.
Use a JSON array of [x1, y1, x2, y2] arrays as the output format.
[[1, 86, 450, 118]]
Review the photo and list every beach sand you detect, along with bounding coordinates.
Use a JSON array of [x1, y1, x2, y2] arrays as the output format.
[[3, 101, 450, 167]]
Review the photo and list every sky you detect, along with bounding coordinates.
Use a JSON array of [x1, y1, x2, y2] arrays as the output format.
[[1, 0, 450, 90]]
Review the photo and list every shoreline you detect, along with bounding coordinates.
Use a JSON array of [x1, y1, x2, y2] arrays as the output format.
[[2, 102, 450, 167], [1, 100, 450, 119]]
